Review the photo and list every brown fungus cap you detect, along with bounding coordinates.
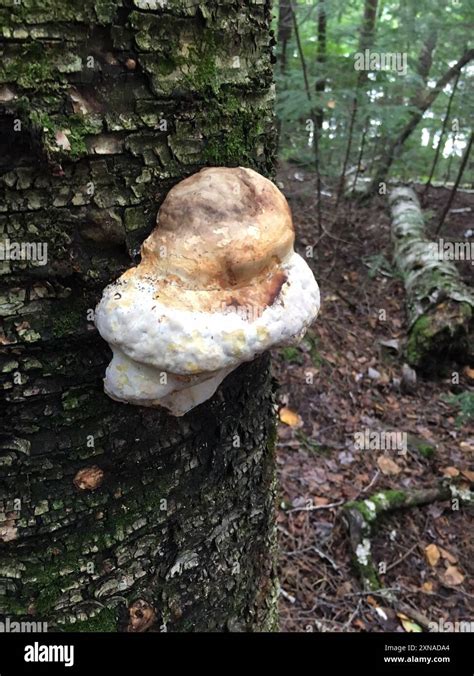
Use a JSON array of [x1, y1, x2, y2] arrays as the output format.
[[95, 166, 320, 415], [132, 166, 295, 312]]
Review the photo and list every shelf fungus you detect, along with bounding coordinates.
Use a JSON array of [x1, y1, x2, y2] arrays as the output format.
[[95, 167, 320, 416]]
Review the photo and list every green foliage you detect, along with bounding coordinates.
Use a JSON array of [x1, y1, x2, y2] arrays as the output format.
[[274, 0, 474, 184], [279, 346, 303, 364], [443, 391, 474, 427], [362, 254, 393, 279]]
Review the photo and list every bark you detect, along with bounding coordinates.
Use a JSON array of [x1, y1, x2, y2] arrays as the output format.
[[412, 29, 438, 97], [344, 116, 370, 195], [0, 0, 279, 631], [388, 187, 473, 370], [367, 48, 474, 196]]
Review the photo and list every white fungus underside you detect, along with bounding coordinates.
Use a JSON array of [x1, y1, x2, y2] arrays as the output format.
[[95, 251, 320, 415]]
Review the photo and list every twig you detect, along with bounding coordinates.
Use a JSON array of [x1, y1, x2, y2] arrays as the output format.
[[343, 587, 401, 598], [285, 545, 340, 572], [385, 543, 418, 572], [286, 499, 345, 513], [343, 599, 362, 630], [280, 588, 296, 604], [396, 601, 432, 630], [360, 470, 380, 495]]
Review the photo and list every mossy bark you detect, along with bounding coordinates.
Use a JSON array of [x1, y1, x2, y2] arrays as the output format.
[[388, 187, 473, 370], [0, 0, 279, 631]]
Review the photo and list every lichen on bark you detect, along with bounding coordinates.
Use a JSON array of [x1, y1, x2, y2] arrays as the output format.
[[388, 187, 473, 370]]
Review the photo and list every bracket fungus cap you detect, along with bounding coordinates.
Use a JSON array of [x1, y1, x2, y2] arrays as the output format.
[[95, 167, 320, 415]]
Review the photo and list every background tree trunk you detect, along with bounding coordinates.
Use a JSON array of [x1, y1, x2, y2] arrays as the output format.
[[0, 0, 279, 631], [277, 0, 292, 74], [336, 0, 378, 203], [422, 69, 460, 203]]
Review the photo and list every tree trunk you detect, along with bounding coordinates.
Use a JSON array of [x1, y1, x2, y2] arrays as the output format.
[[436, 131, 474, 235], [277, 0, 292, 74], [336, 0, 378, 203], [422, 69, 461, 202], [0, 0, 279, 631], [314, 0, 327, 131], [388, 187, 473, 370]]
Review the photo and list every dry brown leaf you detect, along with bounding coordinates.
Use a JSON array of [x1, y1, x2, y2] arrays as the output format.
[[442, 565, 465, 586], [377, 455, 401, 476], [463, 366, 474, 380], [279, 407, 303, 428], [441, 466, 459, 478], [461, 469, 474, 482], [422, 581, 433, 592], [439, 547, 457, 564], [460, 441, 474, 452], [424, 543, 440, 567], [55, 129, 71, 151]]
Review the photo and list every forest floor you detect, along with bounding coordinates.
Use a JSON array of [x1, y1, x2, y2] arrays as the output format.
[[273, 163, 474, 632]]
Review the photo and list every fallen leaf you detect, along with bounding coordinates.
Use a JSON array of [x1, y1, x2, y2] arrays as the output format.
[[442, 565, 465, 586], [397, 613, 422, 633], [279, 407, 303, 428], [461, 469, 474, 482], [0, 85, 16, 102], [422, 581, 433, 592], [441, 466, 459, 478], [439, 547, 457, 564], [377, 455, 401, 475], [336, 581, 353, 598], [55, 129, 71, 151], [379, 338, 400, 353], [463, 366, 474, 380], [460, 441, 474, 452], [424, 543, 440, 567]]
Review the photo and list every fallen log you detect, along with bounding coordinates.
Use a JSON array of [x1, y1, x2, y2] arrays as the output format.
[[389, 186, 473, 370], [343, 480, 473, 591]]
